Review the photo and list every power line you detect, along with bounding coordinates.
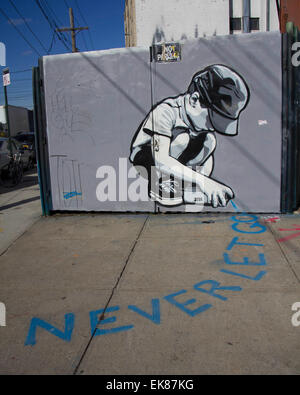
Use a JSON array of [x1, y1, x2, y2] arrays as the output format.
[[41, 0, 74, 50], [2, 95, 32, 98], [33, 1, 61, 54], [1, 98, 32, 101], [0, 91, 32, 95], [43, 0, 64, 26], [46, 32, 56, 54], [10, 69, 32, 74], [73, 12, 89, 51], [1, 97, 32, 100], [42, 0, 74, 52], [8, 0, 48, 53], [0, 95, 32, 98], [2, 87, 32, 91], [0, 6, 42, 57], [42, 0, 73, 49], [2, 90, 32, 94], [63, 0, 70, 10], [34, 0, 72, 52], [74, 0, 95, 50]]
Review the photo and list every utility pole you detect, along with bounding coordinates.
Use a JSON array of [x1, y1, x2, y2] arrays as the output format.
[[57, 8, 88, 53]]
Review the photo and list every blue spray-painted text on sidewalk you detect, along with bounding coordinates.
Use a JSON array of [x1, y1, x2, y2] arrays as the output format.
[[25, 202, 267, 346]]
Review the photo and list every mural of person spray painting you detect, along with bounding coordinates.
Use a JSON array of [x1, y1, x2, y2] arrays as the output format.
[[129, 64, 250, 208]]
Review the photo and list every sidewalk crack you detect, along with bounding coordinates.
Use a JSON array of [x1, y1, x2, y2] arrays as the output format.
[[266, 223, 300, 283], [72, 215, 149, 375]]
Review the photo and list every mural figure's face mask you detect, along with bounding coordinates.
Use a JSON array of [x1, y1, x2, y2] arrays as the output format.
[[191, 65, 250, 136]]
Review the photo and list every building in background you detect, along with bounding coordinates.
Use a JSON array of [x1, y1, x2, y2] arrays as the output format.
[[280, 0, 300, 32], [124, 0, 280, 47], [0, 105, 33, 137]]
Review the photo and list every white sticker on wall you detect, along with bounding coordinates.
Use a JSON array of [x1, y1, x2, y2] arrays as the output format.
[[258, 120, 268, 126]]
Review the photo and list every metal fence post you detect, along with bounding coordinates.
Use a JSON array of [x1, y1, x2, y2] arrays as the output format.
[[281, 22, 300, 213], [32, 64, 52, 216]]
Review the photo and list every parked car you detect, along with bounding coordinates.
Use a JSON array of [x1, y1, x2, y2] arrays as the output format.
[[14, 132, 36, 164]]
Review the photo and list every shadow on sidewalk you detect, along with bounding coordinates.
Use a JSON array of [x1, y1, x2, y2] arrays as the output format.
[[0, 167, 40, 196], [0, 196, 40, 212]]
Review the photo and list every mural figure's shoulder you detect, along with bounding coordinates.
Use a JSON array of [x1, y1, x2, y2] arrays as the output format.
[[161, 94, 185, 110]]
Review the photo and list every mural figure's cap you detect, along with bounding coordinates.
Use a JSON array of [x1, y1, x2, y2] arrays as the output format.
[[194, 65, 250, 136]]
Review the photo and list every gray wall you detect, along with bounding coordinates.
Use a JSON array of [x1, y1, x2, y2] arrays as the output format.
[[42, 32, 282, 213], [43, 47, 154, 212]]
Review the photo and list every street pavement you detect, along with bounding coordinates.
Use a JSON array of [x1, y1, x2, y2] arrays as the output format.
[[0, 176, 299, 375]]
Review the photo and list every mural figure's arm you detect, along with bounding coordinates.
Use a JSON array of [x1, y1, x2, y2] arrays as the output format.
[[186, 132, 216, 177], [155, 134, 233, 208]]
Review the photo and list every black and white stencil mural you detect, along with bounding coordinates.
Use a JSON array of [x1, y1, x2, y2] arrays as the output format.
[[130, 65, 250, 208], [42, 32, 282, 212]]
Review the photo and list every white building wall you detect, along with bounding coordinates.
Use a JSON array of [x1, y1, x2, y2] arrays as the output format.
[[232, 0, 243, 18], [134, 0, 279, 47], [0, 105, 30, 136], [0, 106, 6, 125], [135, 0, 230, 47], [269, 0, 280, 31], [232, 0, 279, 32]]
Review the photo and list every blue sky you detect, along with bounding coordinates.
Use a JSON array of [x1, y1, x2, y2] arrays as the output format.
[[0, 0, 126, 109]]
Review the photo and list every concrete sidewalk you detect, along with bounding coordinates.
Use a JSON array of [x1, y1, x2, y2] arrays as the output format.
[[0, 169, 41, 255], [0, 209, 299, 375]]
